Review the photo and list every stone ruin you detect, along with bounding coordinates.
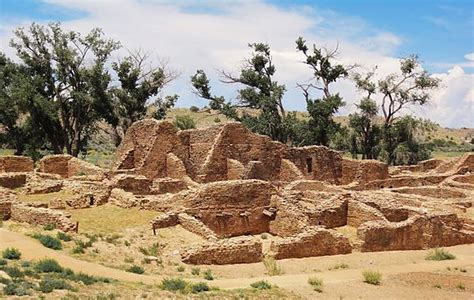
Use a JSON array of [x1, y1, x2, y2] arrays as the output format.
[[1, 118, 473, 265]]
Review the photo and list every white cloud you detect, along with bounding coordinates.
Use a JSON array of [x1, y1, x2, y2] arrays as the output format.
[[0, 0, 472, 128], [465, 52, 474, 61]]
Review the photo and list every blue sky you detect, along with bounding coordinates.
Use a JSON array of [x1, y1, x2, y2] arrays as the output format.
[[0, 0, 473, 127]]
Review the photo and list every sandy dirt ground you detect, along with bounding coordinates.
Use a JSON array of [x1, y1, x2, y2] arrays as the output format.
[[1, 228, 473, 299]]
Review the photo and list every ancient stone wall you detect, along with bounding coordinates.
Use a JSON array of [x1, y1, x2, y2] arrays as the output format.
[[151, 178, 188, 194], [181, 238, 262, 264], [0, 173, 27, 189], [270, 227, 352, 259], [0, 200, 12, 219], [347, 201, 387, 227], [340, 159, 388, 185], [10, 204, 77, 232], [177, 213, 218, 241], [0, 156, 34, 173], [39, 155, 104, 178]]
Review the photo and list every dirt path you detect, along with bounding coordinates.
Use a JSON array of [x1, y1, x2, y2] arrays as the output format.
[[1, 228, 473, 296]]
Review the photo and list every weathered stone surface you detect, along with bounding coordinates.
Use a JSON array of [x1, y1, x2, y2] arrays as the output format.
[[151, 178, 188, 194], [10, 204, 77, 232], [0, 156, 34, 173], [25, 180, 63, 194], [177, 213, 218, 241], [270, 227, 352, 259], [39, 154, 104, 178], [0, 200, 12, 219], [151, 212, 179, 229], [347, 201, 387, 227], [181, 238, 262, 264], [340, 159, 388, 185], [109, 188, 138, 208], [110, 174, 152, 194], [0, 173, 26, 189]]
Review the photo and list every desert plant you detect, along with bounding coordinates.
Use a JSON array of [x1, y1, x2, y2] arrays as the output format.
[[3, 266, 24, 278], [261, 233, 268, 239], [138, 242, 165, 257], [71, 272, 98, 285], [38, 277, 72, 293], [203, 269, 214, 280], [191, 267, 200, 276], [72, 245, 85, 254], [308, 277, 323, 292], [57, 232, 72, 242], [127, 265, 144, 274], [426, 248, 456, 261], [263, 256, 283, 276], [214, 117, 221, 123], [191, 282, 210, 293], [190, 106, 200, 113], [174, 115, 196, 130], [35, 259, 64, 273], [43, 223, 56, 231], [3, 281, 32, 296], [177, 266, 185, 272], [34, 234, 62, 250], [362, 271, 382, 285], [250, 280, 272, 290], [456, 283, 466, 290], [161, 278, 187, 292], [0, 258, 7, 266], [329, 262, 349, 270], [2, 247, 21, 260]]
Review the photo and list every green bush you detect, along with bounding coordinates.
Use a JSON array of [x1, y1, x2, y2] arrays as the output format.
[[0, 258, 7, 265], [174, 115, 196, 130], [35, 259, 64, 273], [43, 223, 56, 231], [3, 281, 32, 296], [191, 282, 210, 293], [70, 272, 100, 285], [308, 277, 323, 292], [57, 232, 72, 242], [38, 277, 72, 293], [3, 266, 24, 278], [72, 245, 85, 254], [190, 106, 200, 113], [161, 278, 187, 292], [34, 234, 62, 250], [329, 262, 349, 270], [362, 271, 382, 285], [250, 280, 272, 290], [191, 267, 200, 275], [176, 266, 185, 272], [2, 247, 21, 260], [203, 269, 214, 280], [127, 265, 144, 274], [426, 248, 456, 261]]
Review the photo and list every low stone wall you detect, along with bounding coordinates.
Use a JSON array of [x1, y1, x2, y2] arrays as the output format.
[[0, 200, 12, 219], [108, 188, 138, 208], [0, 156, 34, 173], [354, 174, 449, 190], [270, 227, 352, 259], [391, 186, 467, 199], [10, 204, 77, 232], [0, 173, 27, 189], [347, 201, 387, 227], [151, 178, 188, 194], [358, 213, 474, 251], [39, 154, 104, 178], [340, 159, 388, 185], [178, 213, 218, 241], [181, 238, 262, 265], [110, 174, 152, 194], [151, 212, 179, 229]]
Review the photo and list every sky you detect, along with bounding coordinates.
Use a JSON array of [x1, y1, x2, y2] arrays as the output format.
[[0, 0, 473, 128]]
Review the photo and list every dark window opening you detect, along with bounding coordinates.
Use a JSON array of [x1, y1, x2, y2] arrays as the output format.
[[306, 158, 313, 173]]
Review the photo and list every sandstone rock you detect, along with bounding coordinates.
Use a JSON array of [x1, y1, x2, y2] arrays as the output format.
[[340, 158, 388, 185], [0, 173, 26, 189], [0, 156, 34, 173], [39, 154, 104, 178], [10, 204, 77, 232], [151, 178, 188, 194], [109, 188, 138, 208], [110, 174, 152, 194]]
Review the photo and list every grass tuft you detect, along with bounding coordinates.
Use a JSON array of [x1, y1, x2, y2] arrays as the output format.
[[426, 248, 456, 261], [308, 277, 323, 292], [362, 271, 382, 285], [2, 247, 21, 260], [263, 256, 283, 276], [250, 280, 272, 290]]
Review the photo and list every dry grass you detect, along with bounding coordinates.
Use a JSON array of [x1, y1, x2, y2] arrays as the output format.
[[17, 191, 74, 203], [67, 205, 157, 234]]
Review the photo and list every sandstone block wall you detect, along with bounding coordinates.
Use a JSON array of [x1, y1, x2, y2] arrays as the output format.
[[340, 159, 388, 185], [10, 204, 77, 232], [110, 174, 152, 194], [0, 200, 12, 219], [0, 173, 27, 189], [151, 178, 188, 194], [347, 201, 387, 227], [108, 188, 137, 208], [270, 227, 352, 259], [0, 156, 34, 173], [39, 154, 104, 178], [151, 213, 179, 229], [177, 213, 218, 241], [181, 238, 262, 264]]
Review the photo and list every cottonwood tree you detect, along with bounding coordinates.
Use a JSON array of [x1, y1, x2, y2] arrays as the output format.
[[191, 43, 289, 142], [354, 56, 440, 164], [10, 22, 120, 156], [296, 37, 348, 146], [111, 49, 178, 144]]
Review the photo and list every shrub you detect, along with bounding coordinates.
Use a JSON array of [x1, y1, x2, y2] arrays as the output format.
[[174, 115, 196, 130], [191, 282, 210, 293], [138, 242, 164, 257], [161, 278, 187, 292], [426, 248, 456, 261], [308, 277, 323, 292], [203, 269, 214, 280], [362, 271, 382, 285], [43, 223, 56, 231], [72, 245, 85, 254], [38, 277, 72, 293], [263, 256, 283, 276], [71, 272, 98, 285], [3, 281, 31, 296], [0, 258, 7, 266], [34, 234, 62, 250], [2, 247, 21, 260], [191, 267, 200, 275], [177, 266, 185, 272], [214, 117, 221, 123], [260, 233, 268, 239], [57, 232, 72, 242], [3, 266, 24, 278], [329, 262, 349, 270], [190, 106, 200, 113], [250, 280, 272, 290], [127, 265, 144, 274], [456, 283, 466, 290], [35, 259, 64, 273]]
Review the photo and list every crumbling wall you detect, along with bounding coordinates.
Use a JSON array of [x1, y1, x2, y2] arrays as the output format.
[[340, 159, 388, 185], [0, 200, 12, 219], [392, 186, 467, 199], [10, 204, 77, 232], [0, 156, 34, 173], [358, 213, 474, 251], [177, 213, 218, 241], [110, 174, 152, 194], [347, 201, 387, 227], [354, 174, 449, 190], [434, 153, 474, 174], [181, 238, 262, 264], [151, 178, 188, 194], [0, 173, 26, 189], [39, 155, 104, 178], [108, 188, 138, 208], [270, 227, 352, 259], [279, 159, 304, 182]]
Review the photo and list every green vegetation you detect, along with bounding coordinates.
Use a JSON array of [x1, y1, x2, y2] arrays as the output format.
[[176, 266, 185, 272], [38, 277, 73, 293], [425, 248, 456, 261], [43, 223, 56, 231], [191, 267, 200, 275], [456, 283, 466, 290], [250, 280, 272, 290], [35, 259, 64, 273], [203, 269, 214, 280], [127, 265, 145, 274], [329, 262, 349, 270], [160, 278, 210, 294], [32, 234, 62, 250], [138, 242, 165, 257], [2, 247, 21, 260], [362, 271, 382, 285], [57, 231, 72, 242], [308, 277, 323, 292], [263, 256, 284, 276], [174, 115, 197, 130]]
